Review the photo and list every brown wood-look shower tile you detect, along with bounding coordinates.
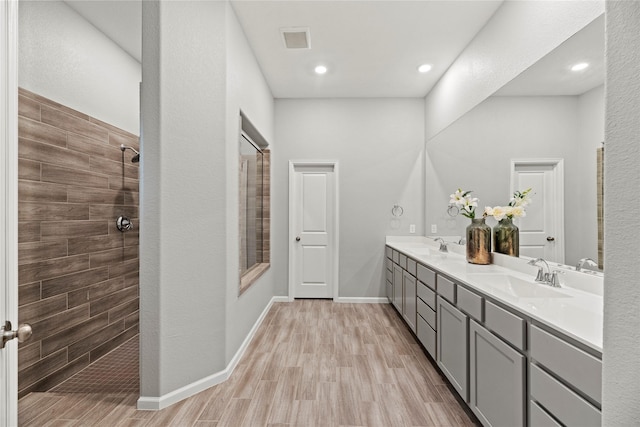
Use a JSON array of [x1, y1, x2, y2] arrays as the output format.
[[41, 163, 109, 189], [19, 201, 89, 221], [89, 204, 139, 220], [19, 158, 41, 181], [41, 105, 109, 143], [108, 259, 139, 278], [67, 276, 125, 308], [67, 320, 126, 361], [109, 176, 139, 191], [18, 341, 41, 370], [89, 246, 138, 268], [108, 130, 140, 150], [19, 180, 67, 203], [18, 240, 68, 264], [18, 116, 67, 148], [67, 132, 110, 157], [41, 220, 108, 240], [67, 186, 124, 204], [68, 233, 124, 255], [41, 313, 110, 357], [18, 294, 67, 324], [108, 299, 139, 323], [41, 266, 110, 298], [88, 326, 138, 363], [29, 305, 90, 343], [19, 221, 41, 243], [90, 155, 128, 177], [125, 311, 139, 329], [19, 94, 41, 121], [89, 287, 138, 317], [20, 88, 92, 122], [18, 349, 68, 391], [19, 137, 90, 171], [18, 282, 42, 306]]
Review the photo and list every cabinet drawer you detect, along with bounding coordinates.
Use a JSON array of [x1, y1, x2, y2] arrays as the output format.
[[385, 258, 393, 272], [437, 275, 456, 303], [386, 269, 392, 283], [530, 325, 602, 404], [417, 315, 436, 358], [417, 264, 436, 290], [417, 298, 436, 330], [399, 253, 408, 270], [529, 400, 562, 427], [485, 301, 526, 351], [385, 246, 392, 259], [530, 363, 601, 427], [406, 258, 417, 276], [456, 286, 483, 321], [392, 250, 399, 264], [417, 281, 436, 309]]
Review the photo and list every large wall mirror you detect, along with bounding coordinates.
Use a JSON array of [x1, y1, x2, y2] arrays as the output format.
[[239, 113, 270, 294], [425, 15, 604, 269]]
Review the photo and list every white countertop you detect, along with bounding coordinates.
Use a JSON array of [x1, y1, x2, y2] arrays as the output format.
[[386, 236, 603, 353]]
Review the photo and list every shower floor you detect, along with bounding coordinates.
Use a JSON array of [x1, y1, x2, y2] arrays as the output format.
[[50, 336, 139, 394]]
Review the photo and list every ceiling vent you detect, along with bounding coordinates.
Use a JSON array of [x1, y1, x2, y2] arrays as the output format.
[[281, 27, 311, 49]]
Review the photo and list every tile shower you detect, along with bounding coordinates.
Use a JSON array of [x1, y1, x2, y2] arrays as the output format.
[[17, 88, 139, 397]]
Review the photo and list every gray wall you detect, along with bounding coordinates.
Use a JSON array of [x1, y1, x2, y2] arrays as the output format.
[[603, 1, 640, 423], [274, 98, 424, 298], [425, 93, 602, 265]]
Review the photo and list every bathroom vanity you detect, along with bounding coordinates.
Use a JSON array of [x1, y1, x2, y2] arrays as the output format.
[[385, 237, 603, 427]]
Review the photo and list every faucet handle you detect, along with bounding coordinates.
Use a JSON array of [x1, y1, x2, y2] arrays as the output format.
[[550, 270, 564, 287], [534, 267, 547, 283]]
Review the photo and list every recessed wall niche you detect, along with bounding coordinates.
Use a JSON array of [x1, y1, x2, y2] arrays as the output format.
[[239, 112, 270, 294]]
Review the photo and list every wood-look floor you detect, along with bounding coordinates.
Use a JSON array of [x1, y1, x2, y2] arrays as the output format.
[[19, 300, 479, 426]]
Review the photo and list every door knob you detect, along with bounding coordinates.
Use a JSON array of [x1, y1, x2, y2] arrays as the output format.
[[295, 236, 301, 242], [546, 236, 556, 242], [1, 321, 32, 349]]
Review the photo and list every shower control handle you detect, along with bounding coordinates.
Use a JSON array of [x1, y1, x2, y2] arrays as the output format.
[[116, 216, 133, 232]]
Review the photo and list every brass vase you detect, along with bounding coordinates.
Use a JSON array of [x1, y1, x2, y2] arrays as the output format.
[[494, 217, 519, 257], [466, 218, 491, 265]]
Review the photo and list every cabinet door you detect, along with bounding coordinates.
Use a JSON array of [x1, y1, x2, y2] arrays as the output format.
[[437, 296, 469, 402], [469, 320, 525, 427], [392, 264, 403, 312], [403, 271, 417, 333]]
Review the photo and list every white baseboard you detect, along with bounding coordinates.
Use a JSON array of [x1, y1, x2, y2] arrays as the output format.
[[335, 297, 389, 304], [137, 295, 286, 411]]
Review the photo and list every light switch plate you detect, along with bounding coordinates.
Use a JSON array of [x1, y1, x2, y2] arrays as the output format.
[[409, 224, 416, 234], [431, 224, 437, 233]]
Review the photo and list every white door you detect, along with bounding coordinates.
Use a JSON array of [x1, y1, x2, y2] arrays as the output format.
[[511, 159, 565, 263], [289, 162, 338, 299], [1, 1, 19, 425]]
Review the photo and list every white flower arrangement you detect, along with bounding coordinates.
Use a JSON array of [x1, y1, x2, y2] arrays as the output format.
[[449, 189, 479, 219], [484, 188, 533, 221]]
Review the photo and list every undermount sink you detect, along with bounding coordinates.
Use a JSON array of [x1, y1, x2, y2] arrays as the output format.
[[469, 274, 571, 299]]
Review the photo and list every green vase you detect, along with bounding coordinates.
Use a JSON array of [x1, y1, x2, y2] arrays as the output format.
[[466, 218, 491, 265], [494, 217, 519, 257]]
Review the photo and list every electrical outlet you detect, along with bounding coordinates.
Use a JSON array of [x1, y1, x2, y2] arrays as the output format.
[[431, 224, 438, 233], [409, 224, 416, 234]]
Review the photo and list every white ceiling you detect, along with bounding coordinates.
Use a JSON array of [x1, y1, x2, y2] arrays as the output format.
[[230, 1, 503, 98], [495, 15, 604, 96], [61, 1, 604, 99]]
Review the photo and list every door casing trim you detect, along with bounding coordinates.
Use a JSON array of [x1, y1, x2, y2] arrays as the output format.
[[288, 160, 340, 301]]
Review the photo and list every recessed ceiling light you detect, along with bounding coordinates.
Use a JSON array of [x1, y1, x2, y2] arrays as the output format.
[[315, 65, 327, 75], [571, 62, 589, 72], [418, 64, 432, 73]]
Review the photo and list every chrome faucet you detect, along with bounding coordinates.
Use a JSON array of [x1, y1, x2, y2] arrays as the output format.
[[527, 258, 562, 287], [434, 237, 448, 253], [576, 257, 599, 272]]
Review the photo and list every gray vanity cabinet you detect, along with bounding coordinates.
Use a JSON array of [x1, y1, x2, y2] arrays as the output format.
[[403, 271, 417, 333], [392, 264, 403, 312], [469, 320, 525, 427], [437, 296, 469, 402]]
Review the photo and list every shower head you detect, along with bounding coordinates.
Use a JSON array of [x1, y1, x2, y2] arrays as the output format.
[[120, 144, 140, 163]]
